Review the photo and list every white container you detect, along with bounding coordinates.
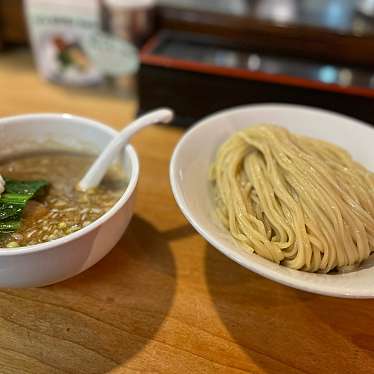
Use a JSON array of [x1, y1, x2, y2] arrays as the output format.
[[24, 0, 141, 89], [24, 0, 103, 86], [170, 104, 374, 298], [0, 113, 139, 288]]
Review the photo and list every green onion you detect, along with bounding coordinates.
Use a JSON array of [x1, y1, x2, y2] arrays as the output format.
[[0, 179, 48, 234]]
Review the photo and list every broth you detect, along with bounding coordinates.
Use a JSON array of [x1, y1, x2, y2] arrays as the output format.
[[0, 151, 127, 248]]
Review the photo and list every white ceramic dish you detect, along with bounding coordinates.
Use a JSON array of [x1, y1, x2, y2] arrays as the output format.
[[0, 113, 139, 288], [170, 104, 374, 298]]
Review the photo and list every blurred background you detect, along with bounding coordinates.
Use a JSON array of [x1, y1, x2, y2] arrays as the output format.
[[0, 0, 374, 125]]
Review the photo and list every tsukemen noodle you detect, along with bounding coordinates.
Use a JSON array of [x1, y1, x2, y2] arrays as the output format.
[[209, 125, 374, 273]]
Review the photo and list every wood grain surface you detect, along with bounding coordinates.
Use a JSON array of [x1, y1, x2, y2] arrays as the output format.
[[0, 50, 373, 374]]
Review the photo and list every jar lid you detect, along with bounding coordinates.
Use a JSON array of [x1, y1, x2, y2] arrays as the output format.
[[104, 0, 156, 9]]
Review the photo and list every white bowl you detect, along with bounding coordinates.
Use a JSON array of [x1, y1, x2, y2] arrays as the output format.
[[170, 104, 374, 298], [0, 113, 139, 288]]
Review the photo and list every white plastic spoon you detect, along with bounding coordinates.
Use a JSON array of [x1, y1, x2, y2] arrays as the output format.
[[78, 108, 174, 191]]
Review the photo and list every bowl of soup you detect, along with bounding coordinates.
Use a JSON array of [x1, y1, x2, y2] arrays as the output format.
[[0, 113, 139, 287]]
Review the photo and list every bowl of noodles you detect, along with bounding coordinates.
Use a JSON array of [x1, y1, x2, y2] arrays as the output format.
[[170, 104, 374, 298]]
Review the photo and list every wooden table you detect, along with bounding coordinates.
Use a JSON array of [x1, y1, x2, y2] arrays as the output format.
[[0, 50, 373, 374]]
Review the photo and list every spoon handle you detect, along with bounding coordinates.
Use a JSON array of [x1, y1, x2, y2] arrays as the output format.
[[78, 108, 174, 191]]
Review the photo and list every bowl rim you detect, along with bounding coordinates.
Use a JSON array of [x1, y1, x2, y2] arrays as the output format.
[[0, 112, 139, 256], [169, 103, 374, 298]]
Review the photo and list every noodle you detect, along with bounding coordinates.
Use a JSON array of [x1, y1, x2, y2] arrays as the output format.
[[209, 125, 374, 273]]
